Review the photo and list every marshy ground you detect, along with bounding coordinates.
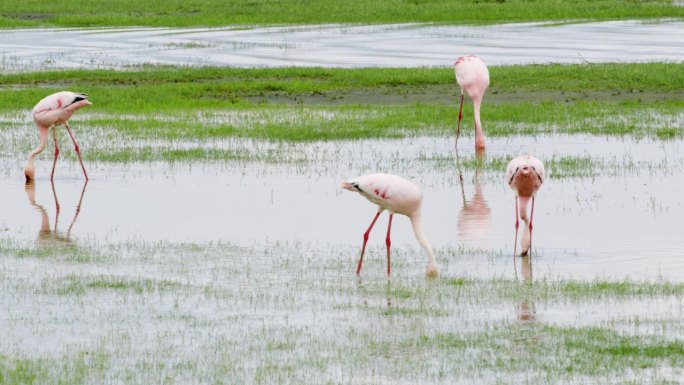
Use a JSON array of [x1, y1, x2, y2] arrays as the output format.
[[1, 62, 683, 383]]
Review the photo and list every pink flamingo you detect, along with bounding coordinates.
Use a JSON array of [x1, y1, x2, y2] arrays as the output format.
[[454, 55, 490, 150], [341, 173, 438, 277], [24, 91, 92, 182], [505, 155, 545, 256]]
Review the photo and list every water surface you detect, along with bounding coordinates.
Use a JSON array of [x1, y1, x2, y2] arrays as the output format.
[[1, 20, 682, 71], [2, 133, 684, 384], [2, 134, 683, 281]]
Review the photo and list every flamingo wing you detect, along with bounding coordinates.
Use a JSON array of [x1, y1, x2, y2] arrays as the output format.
[[33, 92, 89, 114]]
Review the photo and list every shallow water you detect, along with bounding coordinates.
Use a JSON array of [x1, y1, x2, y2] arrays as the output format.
[[1, 134, 683, 281], [1, 20, 682, 71], [1, 133, 684, 384]]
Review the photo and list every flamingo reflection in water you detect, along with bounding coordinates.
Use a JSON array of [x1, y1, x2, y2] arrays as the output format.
[[456, 150, 491, 243], [25, 181, 88, 246], [514, 255, 536, 323]]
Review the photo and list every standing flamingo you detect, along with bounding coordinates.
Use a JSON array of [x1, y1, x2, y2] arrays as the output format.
[[454, 55, 490, 150], [24, 91, 91, 182], [505, 155, 545, 256], [341, 173, 438, 278]]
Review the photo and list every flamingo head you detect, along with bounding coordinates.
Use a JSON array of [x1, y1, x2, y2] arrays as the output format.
[[24, 162, 35, 182], [426, 263, 439, 278], [340, 181, 357, 192], [70, 99, 92, 109], [519, 165, 532, 177], [454, 56, 465, 66]]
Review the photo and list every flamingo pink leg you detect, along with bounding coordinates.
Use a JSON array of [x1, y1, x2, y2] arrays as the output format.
[[357, 211, 381, 276], [385, 214, 393, 277], [51, 179, 61, 230], [514, 197, 519, 256], [528, 197, 535, 253], [67, 181, 88, 235], [456, 93, 464, 145], [50, 127, 60, 181], [64, 123, 88, 181]]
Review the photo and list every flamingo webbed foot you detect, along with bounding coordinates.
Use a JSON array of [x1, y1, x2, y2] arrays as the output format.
[[425, 264, 439, 278]]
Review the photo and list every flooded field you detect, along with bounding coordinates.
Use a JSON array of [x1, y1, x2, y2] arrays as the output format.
[[1, 19, 683, 71], [1, 131, 684, 383], [1, 25, 683, 382], [2, 134, 684, 281]]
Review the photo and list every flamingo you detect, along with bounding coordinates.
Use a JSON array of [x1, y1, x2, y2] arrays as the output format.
[[505, 155, 545, 256], [25, 180, 88, 245], [24, 91, 92, 182], [341, 173, 438, 278], [454, 55, 490, 150]]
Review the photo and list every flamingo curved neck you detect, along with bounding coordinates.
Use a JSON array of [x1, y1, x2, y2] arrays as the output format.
[[28, 127, 49, 159], [409, 213, 436, 268], [473, 97, 484, 136], [24, 126, 49, 180], [518, 196, 532, 222]]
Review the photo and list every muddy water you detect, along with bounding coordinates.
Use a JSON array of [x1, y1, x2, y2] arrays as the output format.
[[1, 134, 683, 281], [1, 20, 682, 71]]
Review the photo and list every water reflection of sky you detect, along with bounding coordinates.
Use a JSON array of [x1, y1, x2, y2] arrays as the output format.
[[1, 20, 682, 71], [1, 134, 683, 281]]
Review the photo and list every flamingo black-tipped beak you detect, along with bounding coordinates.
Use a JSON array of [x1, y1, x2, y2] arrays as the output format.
[[340, 181, 355, 191]]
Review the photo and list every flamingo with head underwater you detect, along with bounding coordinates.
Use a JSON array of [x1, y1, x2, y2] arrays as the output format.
[[24, 91, 91, 182], [505, 155, 545, 256], [454, 55, 490, 150], [341, 173, 438, 278]]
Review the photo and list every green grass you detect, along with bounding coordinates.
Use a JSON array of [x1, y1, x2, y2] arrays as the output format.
[[0, 63, 682, 156], [0, 240, 102, 263], [2, 327, 682, 383], [2, 63, 684, 106], [423, 152, 675, 179], [420, 325, 684, 375], [48, 275, 187, 296], [2, 105, 680, 164], [1, 64, 681, 164], [0, 0, 682, 28]]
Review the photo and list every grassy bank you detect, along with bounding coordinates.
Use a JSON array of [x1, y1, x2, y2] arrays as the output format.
[[2, 63, 683, 106], [0, 0, 683, 28], [0, 63, 682, 152]]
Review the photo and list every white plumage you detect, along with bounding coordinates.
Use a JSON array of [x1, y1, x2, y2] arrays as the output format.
[[505, 155, 545, 255], [454, 55, 490, 149], [24, 91, 92, 181], [341, 173, 438, 277]]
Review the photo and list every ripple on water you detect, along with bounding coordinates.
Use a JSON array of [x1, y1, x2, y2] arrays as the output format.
[[1, 134, 684, 281], [0, 20, 682, 71]]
